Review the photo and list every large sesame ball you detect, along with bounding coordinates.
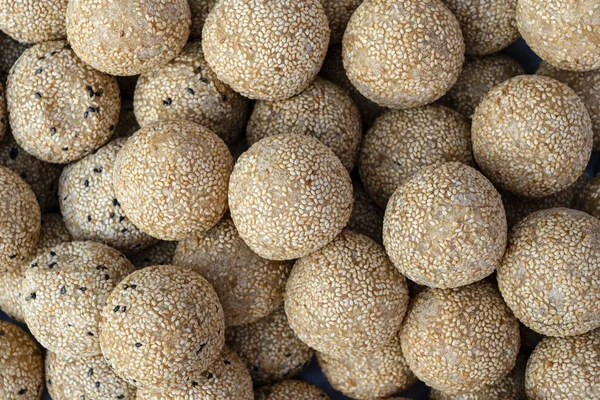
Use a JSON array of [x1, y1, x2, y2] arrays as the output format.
[[189, 0, 218, 39], [343, 0, 464, 109], [320, 0, 362, 45], [134, 41, 249, 145], [100, 265, 225, 390], [229, 134, 352, 261], [202, 0, 330, 101], [285, 230, 409, 358], [497, 208, 600, 337], [255, 380, 331, 400], [580, 174, 600, 219], [0, 32, 28, 82], [113, 120, 232, 241], [129, 240, 176, 269], [0, 0, 67, 43], [347, 180, 384, 244], [7, 40, 120, 164]]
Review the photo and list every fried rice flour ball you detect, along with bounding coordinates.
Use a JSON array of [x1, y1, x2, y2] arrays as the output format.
[[0, 0, 68, 43], [255, 380, 331, 400]]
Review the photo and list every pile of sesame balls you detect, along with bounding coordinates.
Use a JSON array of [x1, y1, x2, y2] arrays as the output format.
[[0, 0, 600, 399]]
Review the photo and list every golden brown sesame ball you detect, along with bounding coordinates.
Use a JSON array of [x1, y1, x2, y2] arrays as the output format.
[[202, 0, 330, 101], [113, 120, 232, 241], [247, 77, 362, 172], [285, 230, 409, 358], [347, 180, 384, 244], [0, 32, 28, 83], [226, 308, 315, 385], [473, 75, 592, 198], [498, 208, 600, 337], [255, 380, 331, 400], [229, 134, 353, 261], [320, 0, 362, 45], [134, 41, 249, 145], [0, 0, 67, 43], [100, 265, 225, 391], [129, 240, 176, 269], [0, 321, 44, 400], [580, 174, 600, 219], [343, 0, 464, 109], [189, 0, 218, 39]]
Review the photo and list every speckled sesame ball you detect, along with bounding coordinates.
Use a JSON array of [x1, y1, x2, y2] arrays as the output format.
[[343, 0, 464, 109], [359, 105, 474, 209], [498, 208, 600, 337], [134, 41, 249, 145], [255, 380, 331, 400], [226, 307, 314, 385], [113, 120, 232, 241], [202, 0, 330, 101], [229, 134, 352, 261], [247, 77, 362, 172], [100, 265, 225, 390], [0, 0, 67, 43], [0, 32, 28, 83], [320, 0, 362, 45], [7, 40, 120, 164], [129, 240, 176, 269], [347, 180, 384, 244], [285, 230, 409, 358], [0, 321, 44, 400], [189, 0, 217, 39]]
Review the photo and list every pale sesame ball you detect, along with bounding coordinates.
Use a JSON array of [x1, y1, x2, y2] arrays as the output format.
[[134, 41, 249, 145], [202, 0, 330, 101], [580, 174, 600, 219], [347, 180, 384, 244], [189, 0, 218, 39], [247, 77, 362, 172], [100, 265, 225, 390], [255, 380, 331, 400], [0, 0, 67, 43], [7, 40, 120, 164], [226, 308, 315, 385], [0, 32, 28, 82], [343, 0, 464, 109], [359, 105, 474, 209], [320, 0, 362, 45], [0, 321, 44, 400], [285, 230, 409, 358], [113, 120, 232, 241], [229, 134, 353, 261], [129, 240, 176, 269]]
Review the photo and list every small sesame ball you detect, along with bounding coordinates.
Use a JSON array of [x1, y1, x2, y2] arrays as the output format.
[[497, 208, 600, 337], [129, 240, 176, 269], [343, 0, 464, 109], [0, 0, 67, 43], [113, 120, 232, 241], [134, 41, 249, 145], [0, 321, 44, 400], [0, 83, 6, 140], [111, 102, 140, 139], [346, 180, 384, 244], [226, 308, 315, 385], [359, 105, 474, 209], [320, 0, 362, 45], [189, 0, 218, 39], [0, 32, 28, 83], [580, 174, 600, 219], [6, 40, 120, 164], [285, 230, 409, 358], [255, 380, 331, 400], [246, 77, 362, 172], [100, 265, 225, 391], [202, 0, 330, 101], [229, 134, 353, 261]]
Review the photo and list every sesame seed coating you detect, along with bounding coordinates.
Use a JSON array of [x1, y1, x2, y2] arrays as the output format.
[[580, 174, 600, 219], [113, 120, 232, 241], [0, 0, 67, 43], [246, 77, 362, 172], [229, 134, 353, 261], [359, 105, 474, 209], [202, 0, 330, 101], [255, 380, 330, 400], [400, 281, 520, 394], [347, 180, 384, 244], [189, 0, 218, 39], [342, 0, 464, 109], [100, 265, 225, 390], [320, 0, 362, 45], [517, 0, 600, 72], [134, 41, 249, 145], [67, 0, 191, 76], [497, 208, 600, 337], [129, 240, 176, 269], [226, 307, 314, 385], [285, 230, 409, 359], [0, 32, 28, 83], [472, 75, 592, 198]]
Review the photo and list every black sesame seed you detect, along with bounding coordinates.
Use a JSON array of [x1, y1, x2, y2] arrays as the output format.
[[88, 107, 96, 113], [95, 382, 100, 388], [187, 88, 194, 95], [200, 77, 208, 83], [9, 254, 16, 259], [121, 306, 127, 312], [113, 199, 119, 206], [83, 111, 89, 118], [88, 368, 93, 376], [130, 284, 137, 289], [60, 286, 66, 295], [35, 68, 42, 74], [87, 332, 94, 336], [62, 147, 69, 151], [119, 216, 125, 222], [96, 89, 103, 96], [31, 262, 38, 267], [121, 228, 128, 233], [93, 166, 103, 173], [196, 343, 206, 354], [221, 94, 227, 101], [18, 389, 28, 395], [35, 92, 41, 98], [163, 97, 172, 106], [192, 381, 198, 387], [104, 274, 109, 281], [50, 251, 56, 256], [9, 147, 18, 160], [48, 262, 57, 268], [87, 215, 92, 222], [50, 51, 57, 56], [65, 43, 71, 49], [84, 179, 89, 187], [47, 378, 52, 384], [135, 342, 142, 347], [207, 373, 214, 379], [123, 284, 128, 290], [223, 360, 231, 365], [109, 212, 115, 218], [80, 287, 87, 292], [117, 396, 124, 399], [38, 56, 45, 60]]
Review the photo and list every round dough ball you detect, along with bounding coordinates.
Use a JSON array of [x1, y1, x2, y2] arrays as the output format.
[[343, 0, 464, 109], [202, 0, 330, 100], [229, 134, 352, 261], [359, 105, 474, 209], [498, 208, 600, 337], [189, 0, 217, 39], [129, 240, 176, 269], [0, 32, 28, 83], [247, 77, 362, 172], [255, 380, 331, 400], [7, 40, 120, 164], [285, 230, 409, 358], [0, 0, 67, 43], [100, 265, 225, 391], [320, 0, 362, 45], [346, 180, 384, 244], [113, 120, 232, 241]]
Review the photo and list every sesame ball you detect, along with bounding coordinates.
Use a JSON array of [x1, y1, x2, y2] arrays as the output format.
[[359, 105, 474, 209], [129, 240, 176, 269], [497, 208, 600, 337], [0, 321, 44, 400], [189, 0, 217, 39], [174, 217, 292, 327], [285, 230, 409, 358], [580, 174, 600, 219], [246, 77, 362, 172], [320, 0, 362, 45], [343, 0, 464, 109], [229, 134, 353, 261], [347, 180, 384, 244], [46, 351, 136, 400], [100, 265, 225, 390], [134, 41, 249, 145], [0, 0, 67, 43], [226, 308, 315, 385], [202, 0, 330, 101], [113, 120, 232, 241], [255, 380, 331, 400], [7, 40, 120, 164], [0, 32, 28, 83]]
